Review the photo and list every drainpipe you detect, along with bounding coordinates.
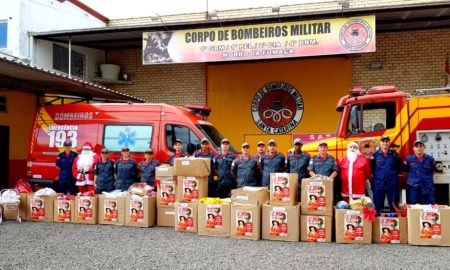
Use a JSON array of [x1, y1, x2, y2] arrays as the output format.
[[68, 36, 71, 78]]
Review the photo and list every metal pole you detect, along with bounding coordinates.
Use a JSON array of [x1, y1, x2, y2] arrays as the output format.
[[68, 36, 72, 78]]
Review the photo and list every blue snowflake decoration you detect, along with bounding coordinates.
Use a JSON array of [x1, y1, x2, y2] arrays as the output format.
[[118, 128, 136, 147]]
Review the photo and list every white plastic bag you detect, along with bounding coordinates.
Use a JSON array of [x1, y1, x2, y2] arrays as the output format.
[[102, 190, 128, 198], [34, 187, 56, 197]]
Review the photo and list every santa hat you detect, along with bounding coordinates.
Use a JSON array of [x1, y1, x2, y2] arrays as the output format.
[[82, 142, 93, 150]]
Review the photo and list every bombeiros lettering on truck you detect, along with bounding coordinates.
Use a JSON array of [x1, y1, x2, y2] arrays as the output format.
[[301, 86, 450, 202], [27, 103, 236, 188]]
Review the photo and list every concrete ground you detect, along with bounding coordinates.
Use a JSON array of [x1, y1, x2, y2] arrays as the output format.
[[0, 222, 448, 269]]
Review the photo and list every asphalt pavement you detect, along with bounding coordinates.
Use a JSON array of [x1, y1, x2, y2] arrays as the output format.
[[0, 221, 449, 269]]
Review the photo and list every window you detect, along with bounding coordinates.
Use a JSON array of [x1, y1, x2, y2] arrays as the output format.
[[347, 102, 396, 135], [103, 125, 153, 152], [53, 44, 86, 79], [0, 21, 6, 48], [165, 124, 200, 155], [0, 96, 6, 112]]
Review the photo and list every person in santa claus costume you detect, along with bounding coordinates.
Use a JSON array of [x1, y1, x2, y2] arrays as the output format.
[[72, 142, 100, 193], [338, 142, 371, 201]]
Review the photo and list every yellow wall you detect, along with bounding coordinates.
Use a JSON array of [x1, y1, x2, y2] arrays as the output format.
[[207, 57, 352, 153], [0, 91, 37, 159]]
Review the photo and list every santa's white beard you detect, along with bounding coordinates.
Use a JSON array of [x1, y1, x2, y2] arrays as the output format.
[[77, 150, 95, 171], [347, 149, 359, 163]]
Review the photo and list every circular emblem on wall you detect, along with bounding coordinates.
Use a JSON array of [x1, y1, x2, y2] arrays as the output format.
[[339, 19, 373, 51], [251, 82, 304, 134], [358, 137, 379, 158]]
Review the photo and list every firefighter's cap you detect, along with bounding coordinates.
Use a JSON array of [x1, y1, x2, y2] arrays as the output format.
[[380, 135, 390, 141], [63, 140, 72, 147], [318, 140, 328, 147], [174, 139, 183, 144], [144, 148, 153, 154], [242, 142, 250, 148], [221, 138, 230, 144], [121, 146, 130, 151], [413, 139, 424, 146], [268, 139, 276, 145], [201, 138, 209, 144], [257, 141, 265, 146], [294, 138, 303, 145]]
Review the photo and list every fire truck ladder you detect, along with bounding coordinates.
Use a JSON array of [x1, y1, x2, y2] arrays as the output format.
[[415, 87, 450, 95]]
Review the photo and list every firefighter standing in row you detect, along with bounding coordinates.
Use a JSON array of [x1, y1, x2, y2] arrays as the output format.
[[140, 148, 160, 188], [371, 135, 402, 215], [94, 148, 115, 194], [169, 139, 189, 166], [232, 142, 260, 188], [215, 138, 236, 198], [114, 146, 139, 191], [403, 140, 436, 204], [254, 141, 266, 186], [260, 139, 285, 187], [194, 138, 216, 197], [56, 140, 78, 195], [286, 138, 311, 200], [308, 141, 338, 179]]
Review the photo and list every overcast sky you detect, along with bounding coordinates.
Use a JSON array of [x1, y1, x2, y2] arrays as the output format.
[[80, 0, 327, 19]]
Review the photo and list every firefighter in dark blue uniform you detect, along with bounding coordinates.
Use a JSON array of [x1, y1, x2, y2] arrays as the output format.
[[194, 138, 216, 197], [214, 138, 236, 198], [114, 146, 139, 191], [370, 135, 402, 215], [403, 140, 436, 204], [308, 141, 338, 179], [56, 140, 78, 195], [140, 148, 160, 188], [94, 148, 115, 194], [232, 142, 260, 187], [286, 138, 311, 200], [169, 139, 189, 166], [260, 139, 285, 187], [254, 141, 266, 186]]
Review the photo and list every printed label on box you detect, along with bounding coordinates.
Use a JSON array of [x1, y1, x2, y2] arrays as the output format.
[[130, 197, 144, 223], [420, 209, 441, 239], [306, 216, 326, 242], [273, 174, 290, 202], [379, 217, 400, 244], [57, 200, 71, 222], [344, 211, 364, 241], [307, 182, 326, 210], [270, 208, 288, 237], [206, 205, 223, 229], [104, 199, 118, 222], [177, 206, 194, 231], [31, 198, 45, 220], [160, 180, 176, 206], [183, 177, 199, 202], [236, 210, 253, 236], [78, 196, 93, 220]]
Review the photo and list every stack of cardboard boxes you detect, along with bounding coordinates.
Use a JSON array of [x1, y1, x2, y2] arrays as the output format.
[[172, 158, 210, 233], [407, 205, 450, 246], [230, 187, 269, 240], [300, 176, 334, 243], [156, 165, 177, 227], [262, 173, 300, 242]]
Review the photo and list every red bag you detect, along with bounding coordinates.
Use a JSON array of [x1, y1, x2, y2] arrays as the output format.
[[14, 179, 33, 193]]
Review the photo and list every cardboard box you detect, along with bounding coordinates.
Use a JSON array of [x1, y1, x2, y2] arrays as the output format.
[[373, 217, 408, 244], [262, 203, 300, 242], [98, 195, 126, 226], [175, 202, 198, 233], [27, 193, 61, 222], [19, 193, 29, 220], [335, 209, 372, 244], [270, 173, 298, 206], [174, 158, 211, 177], [157, 178, 177, 208], [155, 165, 174, 178], [53, 199, 75, 223], [157, 206, 175, 227], [231, 187, 269, 206], [125, 196, 156, 227], [176, 176, 208, 203], [198, 202, 231, 237], [74, 196, 98, 224], [231, 204, 261, 240], [300, 215, 332, 243], [2, 201, 20, 221], [301, 176, 334, 216], [407, 205, 450, 246]]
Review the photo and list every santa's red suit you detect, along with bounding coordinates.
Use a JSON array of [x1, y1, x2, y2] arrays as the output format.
[[338, 143, 371, 199], [72, 142, 99, 193]]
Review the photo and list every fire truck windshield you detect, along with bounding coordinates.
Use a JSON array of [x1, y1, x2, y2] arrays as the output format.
[[196, 124, 238, 153]]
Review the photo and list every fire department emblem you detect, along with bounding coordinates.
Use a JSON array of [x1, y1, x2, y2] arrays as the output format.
[[339, 19, 373, 51], [251, 82, 304, 134], [358, 137, 379, 158]]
